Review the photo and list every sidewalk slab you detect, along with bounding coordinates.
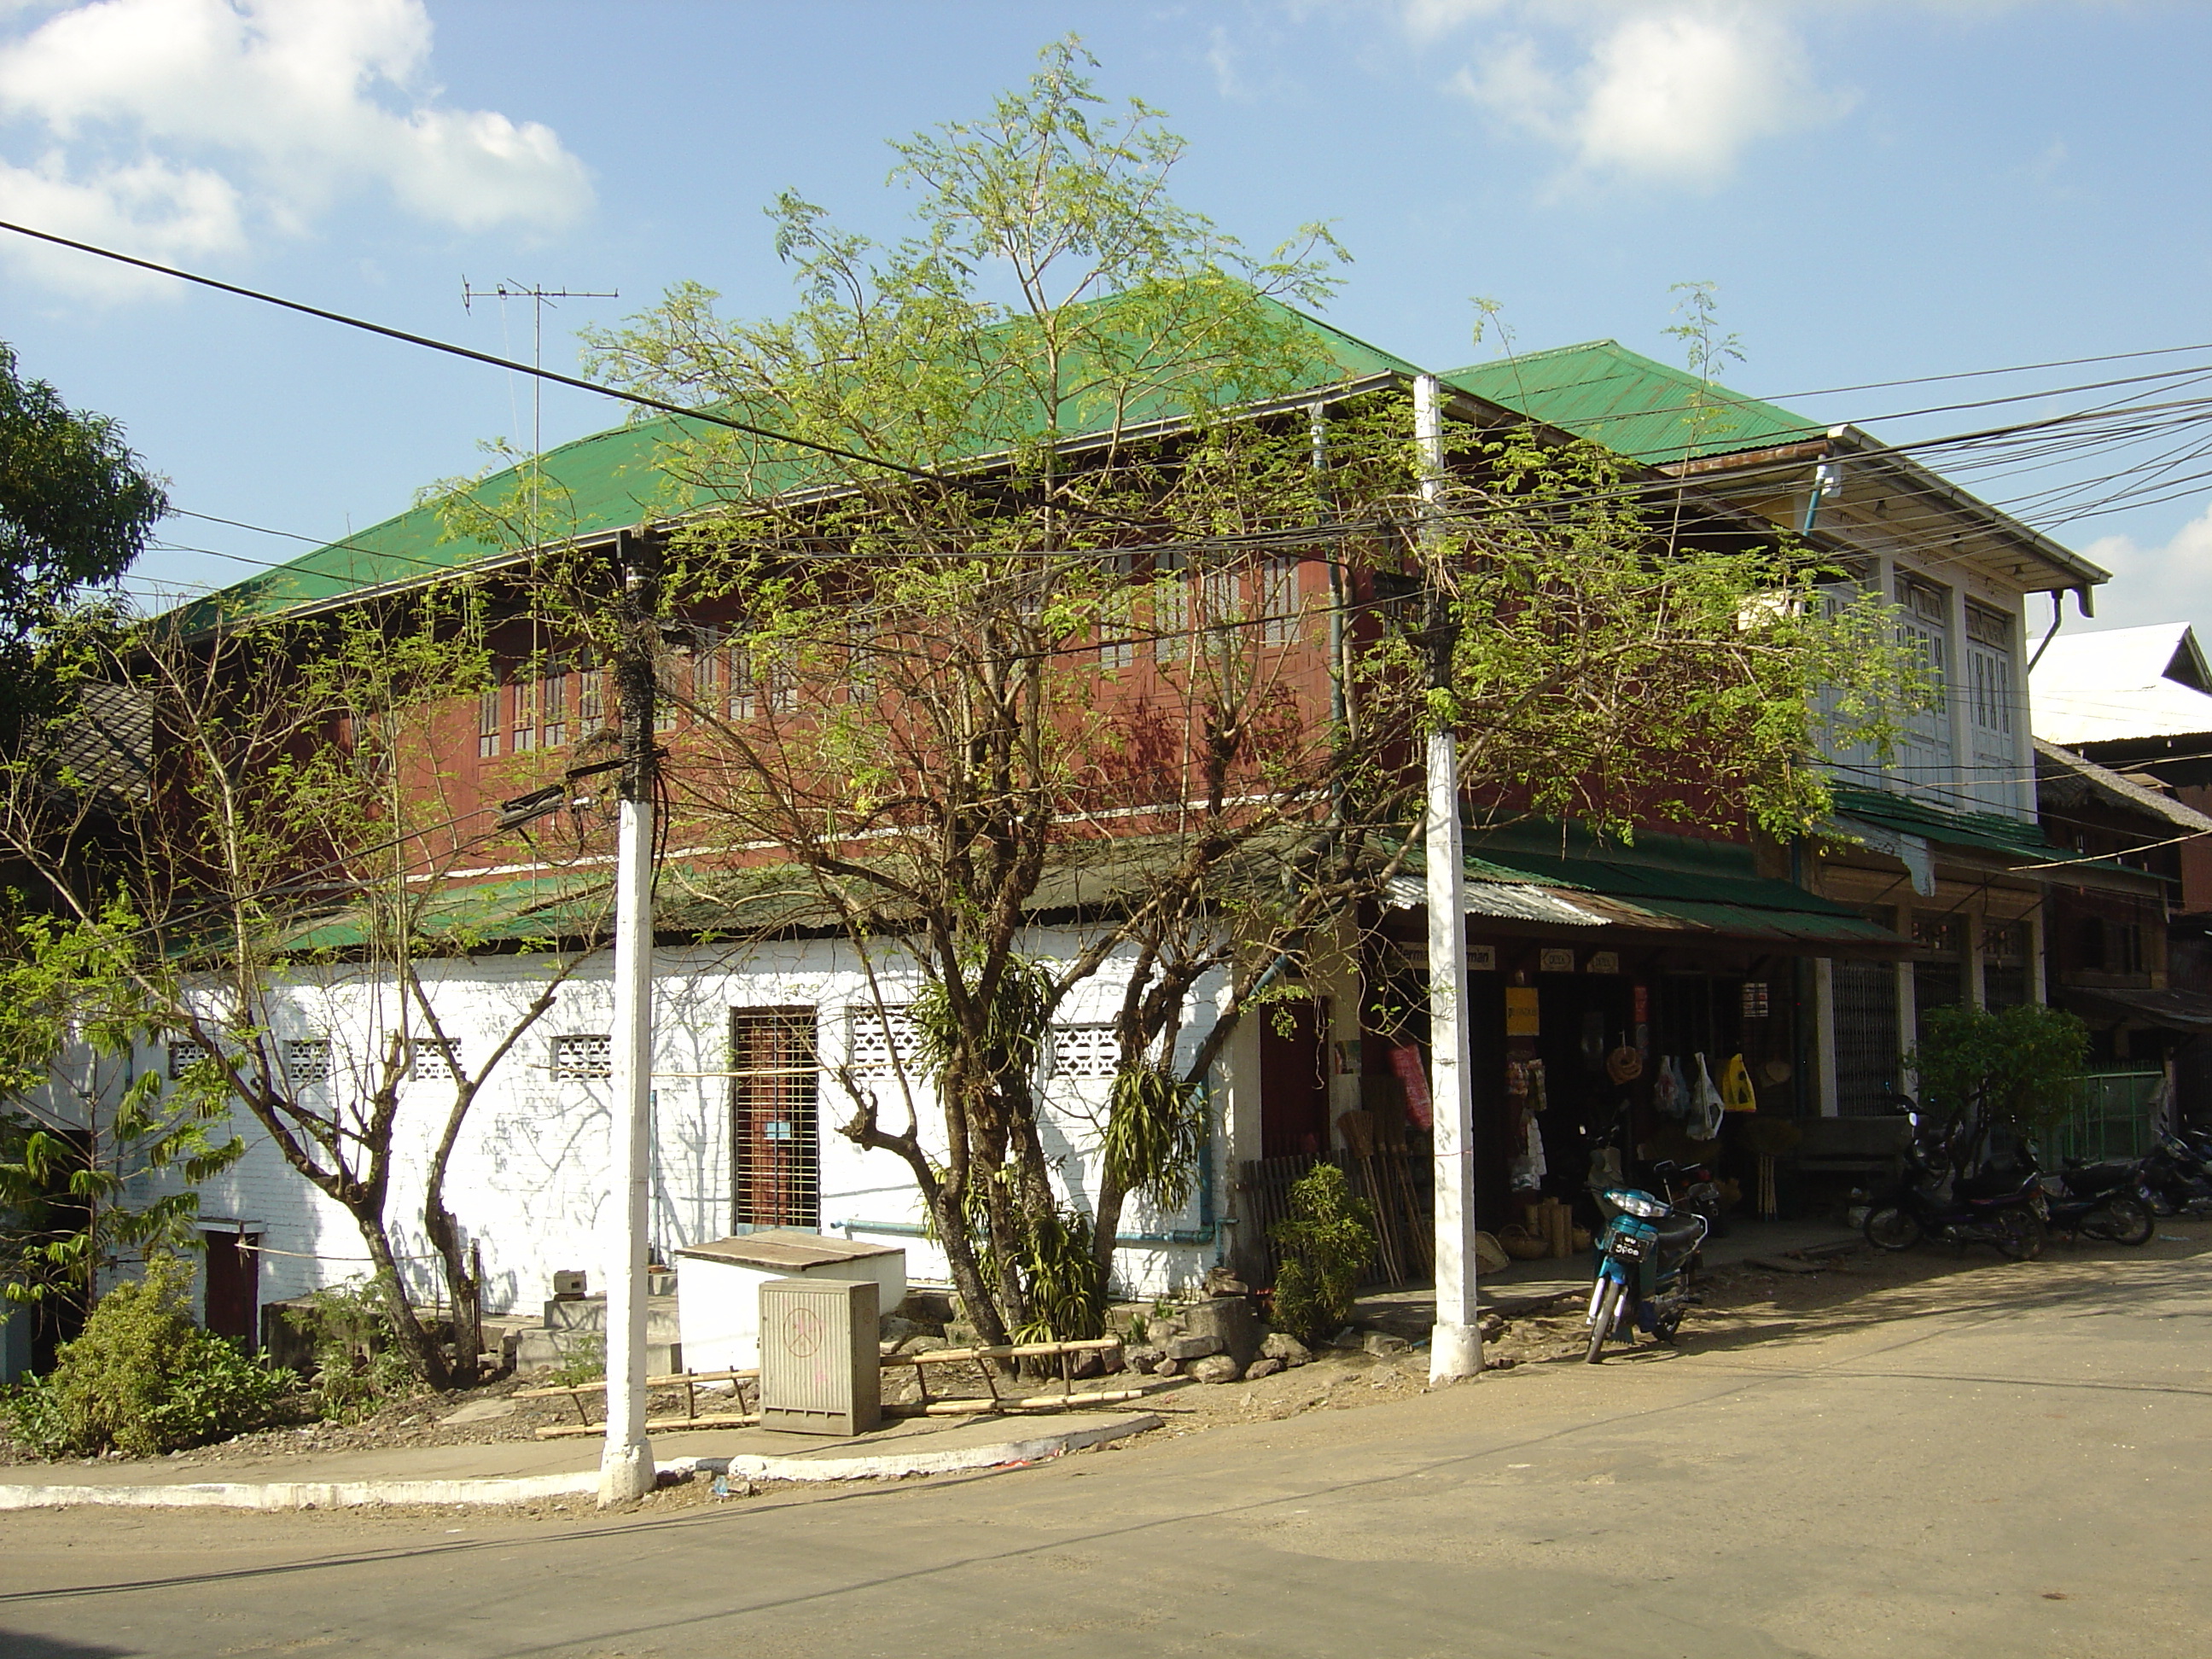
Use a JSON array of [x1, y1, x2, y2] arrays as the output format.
[[0, 1407, 1162, 1511]]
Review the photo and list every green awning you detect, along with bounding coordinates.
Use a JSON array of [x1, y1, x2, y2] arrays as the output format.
[[1393, 819, 1909, 958]]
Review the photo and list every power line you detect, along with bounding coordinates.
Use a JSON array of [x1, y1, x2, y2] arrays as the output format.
[[0, 218, 940, 484]]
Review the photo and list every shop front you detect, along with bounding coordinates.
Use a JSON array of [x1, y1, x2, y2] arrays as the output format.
[[1352, 824, 1912, 1264]]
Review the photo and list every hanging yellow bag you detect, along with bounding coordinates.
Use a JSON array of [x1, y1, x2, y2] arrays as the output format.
[[1720, 1052, 1759, 1113]]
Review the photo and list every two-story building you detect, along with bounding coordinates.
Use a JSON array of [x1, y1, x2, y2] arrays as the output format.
[[114, 321, 2118, 1344]]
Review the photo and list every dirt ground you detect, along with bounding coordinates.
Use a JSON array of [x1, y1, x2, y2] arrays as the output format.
[[7, 1220, 2198, 1486]]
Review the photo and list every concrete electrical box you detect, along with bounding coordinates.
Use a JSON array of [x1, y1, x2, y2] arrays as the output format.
[[758, 1277, 881, 1437]]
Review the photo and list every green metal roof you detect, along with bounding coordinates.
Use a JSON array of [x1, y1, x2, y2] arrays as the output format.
[[1443, 340, 1825, 466], [1825, 785, 2058, 862], [1403, 820, 1908, 954], [193, 298, 1422, 624]]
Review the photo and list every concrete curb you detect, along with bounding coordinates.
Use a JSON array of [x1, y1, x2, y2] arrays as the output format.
[[0, 1412, 1161, 1511], [0, 1471, 598, 1512], [674, 1412, 1162, 1484]]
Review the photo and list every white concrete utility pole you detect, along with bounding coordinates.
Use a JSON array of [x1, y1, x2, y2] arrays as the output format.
[[599, 527, 661, 1505], [1414, 374, 1482, 1385]]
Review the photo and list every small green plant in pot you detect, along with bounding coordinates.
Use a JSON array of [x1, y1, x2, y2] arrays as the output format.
[[1269, 1164, 1376, 1345]]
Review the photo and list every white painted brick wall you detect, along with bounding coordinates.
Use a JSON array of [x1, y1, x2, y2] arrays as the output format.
[[127, 928, 1234, 1326]]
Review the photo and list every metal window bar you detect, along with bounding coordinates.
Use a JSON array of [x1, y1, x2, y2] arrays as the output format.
[[731, 1009, 819, 1230]]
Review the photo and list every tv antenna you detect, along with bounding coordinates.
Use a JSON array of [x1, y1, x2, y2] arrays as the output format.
[[463, 278, 620, 521]]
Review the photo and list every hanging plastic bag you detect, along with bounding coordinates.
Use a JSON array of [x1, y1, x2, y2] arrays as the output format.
[[1690, 1052, 1725, 1140], [1653, 1055, 1685, 1118], [1720, 1052, 1759, 1114]]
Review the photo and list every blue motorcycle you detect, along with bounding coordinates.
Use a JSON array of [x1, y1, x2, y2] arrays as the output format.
[[1585, 1185, 1710, 1364]]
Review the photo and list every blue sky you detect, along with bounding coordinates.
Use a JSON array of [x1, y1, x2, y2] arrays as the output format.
[[3, 1, 2210, 637]]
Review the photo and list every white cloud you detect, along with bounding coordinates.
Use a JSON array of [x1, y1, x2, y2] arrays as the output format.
[[0, 0, 591, 295], [2080, 503, 2212, 632], [1440, 4, 1847, 189]]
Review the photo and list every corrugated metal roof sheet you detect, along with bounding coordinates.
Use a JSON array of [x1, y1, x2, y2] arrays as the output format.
[[2029, 622, 2212, 744], [1390, 822, 1906, 954], [191, 297, 1423, 623], [1826, 785, 2057, 860], [1443, 340, 1824, 464]]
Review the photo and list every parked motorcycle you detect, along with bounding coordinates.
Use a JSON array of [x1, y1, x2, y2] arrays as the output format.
[[2139, 1132, 2212, 1217], [1585, 1185, 1709, 1364], [1649, 1157, 1727, 1239], [2038, 1158, 2156, 1246], [1861, 1121, 2046, 1259]]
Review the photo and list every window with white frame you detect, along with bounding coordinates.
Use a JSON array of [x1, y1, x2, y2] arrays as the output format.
[[167, 1038, 209, 1080], [1259, 555, 1301, 646]]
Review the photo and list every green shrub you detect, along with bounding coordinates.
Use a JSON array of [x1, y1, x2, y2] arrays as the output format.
[[1269, 1164, 1375, 1344], [4, 1257, 289, 1458], [281, 1278, 419, 1423], [0, 1371, 67, 1459]]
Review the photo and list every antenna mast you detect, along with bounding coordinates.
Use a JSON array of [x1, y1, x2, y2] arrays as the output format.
[[463, 277, 620, 527]]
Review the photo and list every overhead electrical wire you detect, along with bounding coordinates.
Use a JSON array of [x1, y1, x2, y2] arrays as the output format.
[[0, 217, 941, 483]]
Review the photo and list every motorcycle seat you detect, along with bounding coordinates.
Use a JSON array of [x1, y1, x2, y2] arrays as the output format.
[[1652, 1211, 1705, 1254]]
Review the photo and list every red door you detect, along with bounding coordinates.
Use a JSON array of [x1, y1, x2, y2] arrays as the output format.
[[1259, 999, 1331, 1159], [202, 1231, 259, 1349]]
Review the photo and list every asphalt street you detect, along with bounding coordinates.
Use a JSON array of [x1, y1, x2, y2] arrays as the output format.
[[3, 1238, 2207, 1657]]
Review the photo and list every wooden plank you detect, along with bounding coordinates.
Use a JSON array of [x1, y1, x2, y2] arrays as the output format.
[[534, 1411, 760, 1441], [889, 1337, 1121, 1368], [515, 1367, 755, 1401], [882, 1387, 1155, 1417]]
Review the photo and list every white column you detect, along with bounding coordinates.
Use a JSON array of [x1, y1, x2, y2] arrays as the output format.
[[1415, 370, 1481, 1386], [598, 791, 655, 1505], [1425, 727, 1480, 1382]]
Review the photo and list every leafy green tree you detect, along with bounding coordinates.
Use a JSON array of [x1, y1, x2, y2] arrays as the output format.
[[0, 900, 244, 1331], [0, 598, 600, 1388], [1907, 1002, 2091, 1173], [0, 342, 166, 734], [436, 40, 1912, 1346]]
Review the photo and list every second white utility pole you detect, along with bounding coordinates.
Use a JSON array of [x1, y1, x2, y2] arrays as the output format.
[[1415, 373, 1482, 1386], [599, 526, 660, 1505]]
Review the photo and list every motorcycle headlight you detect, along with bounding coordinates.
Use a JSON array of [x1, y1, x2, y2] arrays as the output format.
[[1605, 1188, 1666, 1220]]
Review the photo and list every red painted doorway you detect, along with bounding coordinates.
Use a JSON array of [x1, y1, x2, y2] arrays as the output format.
[[202, 1231, 259, 1349], [1259, 998, 1331, 1159]]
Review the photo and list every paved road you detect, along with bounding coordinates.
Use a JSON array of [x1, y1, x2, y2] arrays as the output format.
[[4, 1237, 2209, 1657]]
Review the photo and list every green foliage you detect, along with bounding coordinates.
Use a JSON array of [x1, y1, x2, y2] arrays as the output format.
[[547, 1334, 607, 1391], [5, 1258, 288, 1458], [1005, 1207, 1105, 1344], [0, 899, 245, 1316], [1101, 1065, 1203, 1210], [911, 954, 1054, 1097], [1907, 1003, 2091, 1162], [281, 1278, 421, 1423], [0, 340, 166, 735], [1269, 1163, 1374, 1344]]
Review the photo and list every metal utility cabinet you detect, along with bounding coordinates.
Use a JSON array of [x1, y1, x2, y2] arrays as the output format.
[[673, 1231, 905, 1373], [759, 1277, 881, 1436]]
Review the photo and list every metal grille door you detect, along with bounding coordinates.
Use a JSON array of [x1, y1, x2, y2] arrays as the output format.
[[1834, 959, 1901, 1115], [731, 1009, 819, 1230]]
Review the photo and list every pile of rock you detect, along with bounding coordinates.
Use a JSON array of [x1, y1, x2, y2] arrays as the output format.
[[1121, 1289, 1314, 1385]]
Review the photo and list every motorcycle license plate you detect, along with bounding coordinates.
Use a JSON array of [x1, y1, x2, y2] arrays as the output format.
[[1608, 1235, 1646, 1260]]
